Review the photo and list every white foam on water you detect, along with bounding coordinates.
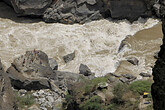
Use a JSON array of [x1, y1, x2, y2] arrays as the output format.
[[0, 17, 159, 76]]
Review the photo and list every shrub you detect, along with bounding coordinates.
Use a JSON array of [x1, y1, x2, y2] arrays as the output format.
[[84, 76, 108, 94], [129, 80, 152, 95], [113, 83, 129, 104], [80, 96, 103, 110], [15, 92, 35, 109]]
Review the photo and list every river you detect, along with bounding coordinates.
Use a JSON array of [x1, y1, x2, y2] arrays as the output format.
[[0, 2, 163, 77]]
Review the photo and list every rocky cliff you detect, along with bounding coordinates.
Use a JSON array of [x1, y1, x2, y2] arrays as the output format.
[[152, 1, 165, 110], [2, 0, 155, 23]]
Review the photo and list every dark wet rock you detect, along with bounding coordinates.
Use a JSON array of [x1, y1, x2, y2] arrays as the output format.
[[79, 64, 92, 76], [4, 0, 52, 16], [0, 60, 15, 110], [118, 35, 131, 52], [6, 50, 53, 90], [127, 57, 139, 65], [49, 58, 58, 70], [139, 72, 152, 77], [63, 52, 75, 63]]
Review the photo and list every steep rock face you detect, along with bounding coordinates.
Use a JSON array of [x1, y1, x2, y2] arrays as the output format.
[[0, 60, 15, 110], [108, 0, 154, 22], [43, 0, 105, 24], [2, 0, 155, 23], [152, 19, 165, 110], [152, 1, 165, 110], [3, 0, 52, 16], [43, 0, 154, 23]]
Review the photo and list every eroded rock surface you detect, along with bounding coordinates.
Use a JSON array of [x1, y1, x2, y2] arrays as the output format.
[[8, 0, 52, 16], [0, 60, 15, 110], [6, 50, 53, 90], [2, 0, 156, 23]]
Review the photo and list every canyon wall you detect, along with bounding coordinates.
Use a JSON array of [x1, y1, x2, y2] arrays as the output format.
[[152, 1, 165, 109], [2, 0, 155, 23]]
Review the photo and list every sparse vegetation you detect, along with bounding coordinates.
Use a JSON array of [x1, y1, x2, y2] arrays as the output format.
[[63, 77, 153, 110], [80, 96, 103, 110], [14, 92, 35, 109], [129, 80, 152, 95]]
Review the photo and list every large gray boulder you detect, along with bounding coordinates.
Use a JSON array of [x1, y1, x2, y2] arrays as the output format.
[[3, 0, 52, 16], [6, 50, 53, 90]]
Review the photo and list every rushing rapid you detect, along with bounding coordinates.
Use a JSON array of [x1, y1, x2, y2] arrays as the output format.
[[0, 2, 163, 76]]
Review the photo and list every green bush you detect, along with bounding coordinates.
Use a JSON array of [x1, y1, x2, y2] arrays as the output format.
[[80, 96, 103, 110], [113, 83, 129, 103], [15, 93, 35, 109], [84, 77, 108, 94], [129, 80, 152, 95]]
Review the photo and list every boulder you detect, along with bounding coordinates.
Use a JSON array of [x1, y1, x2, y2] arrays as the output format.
[[6, 50, 53, 90], [118, 35, 131, 52], [120, 74, 137, 83], [97, 82, 108, 90], [4, 0, 52, 16], [127, 57, 139, 65], [122, 74, 137, 80], [119, 77, 130, 83], [49, 58, 58, 70], [50, 70, 82, 91], [79, 64, 92, 76], [139, 72, 152, 77], [0, 60, 16, 110], [63, 52, 75, 63], [8, 50, 53, 78]]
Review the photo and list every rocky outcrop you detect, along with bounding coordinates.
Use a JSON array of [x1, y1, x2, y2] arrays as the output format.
[[3, 0, 52, 16], [152, 18, 165, 110], [6, 50, 53, 90], [108, 0, 154, 22], [43, 0, 154, 23], [43, 0, 105, 23], [152, 1, 165, 110], [2, 0, 156, 23], [0, 60, 15, 110]]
